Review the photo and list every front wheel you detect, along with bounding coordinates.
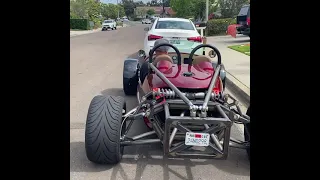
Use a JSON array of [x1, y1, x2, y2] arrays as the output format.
[[85, 95, 126, 164]]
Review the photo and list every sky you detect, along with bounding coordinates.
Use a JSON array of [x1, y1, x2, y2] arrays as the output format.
[[101, 0, 151, 4]]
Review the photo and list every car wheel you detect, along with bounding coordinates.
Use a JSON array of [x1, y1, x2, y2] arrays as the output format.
[[244, 105, 250, 159], [123, 76, 138, 95], [85, 95, 126, 164], [115, 26, 117, 30]]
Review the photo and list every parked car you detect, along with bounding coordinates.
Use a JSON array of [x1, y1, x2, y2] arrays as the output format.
[[102, 20, 117, 31], [142, 19, 152, 24], [227, 4, 250, 38], [143, 18, 203, 54]]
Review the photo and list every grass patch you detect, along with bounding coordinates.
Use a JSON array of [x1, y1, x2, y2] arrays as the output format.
[[228, 44, 250, 56]]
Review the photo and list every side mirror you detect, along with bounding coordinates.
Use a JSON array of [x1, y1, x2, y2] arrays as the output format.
[[208, 50, 216, 58], [144, 27, 149, 31], [138, 50, 146, 58]]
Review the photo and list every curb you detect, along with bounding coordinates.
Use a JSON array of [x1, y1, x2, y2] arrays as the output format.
[[225, 72, 250, 107], [70, 29, 100, 37], [70, 25, 128, 37]]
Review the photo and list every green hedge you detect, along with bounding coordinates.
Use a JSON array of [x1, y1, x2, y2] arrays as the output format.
[[70, 19, 90, 30], [116, 21, 123, 27], [206, 18, 236, 36]]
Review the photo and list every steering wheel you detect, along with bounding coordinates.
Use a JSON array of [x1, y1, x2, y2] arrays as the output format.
[[148, 43, 182, 65], [188, 44, 222, 66]]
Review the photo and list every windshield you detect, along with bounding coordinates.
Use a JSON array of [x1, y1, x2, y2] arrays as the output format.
[[238, 6, 249, 16], [155, 21, 195, 30], [104, 20, 112, 23]]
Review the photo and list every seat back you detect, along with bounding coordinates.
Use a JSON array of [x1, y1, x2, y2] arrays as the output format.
[[153, 54, 173, 66], [193, 55, 211, 65], [156, 60, 172, 72]]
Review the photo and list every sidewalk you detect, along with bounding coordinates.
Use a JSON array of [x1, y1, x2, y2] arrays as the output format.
[[206, 35, 250, 106], [70, 24, 128, 37]]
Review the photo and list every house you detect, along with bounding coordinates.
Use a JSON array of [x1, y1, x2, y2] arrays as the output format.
[[134, 6, 176, 19]]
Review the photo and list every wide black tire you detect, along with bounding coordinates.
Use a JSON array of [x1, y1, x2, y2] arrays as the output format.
[[85, 95, 126, 164], [123, 76, 138, 95], [115, 26, 117, 30], [244, 106, 250, 159]]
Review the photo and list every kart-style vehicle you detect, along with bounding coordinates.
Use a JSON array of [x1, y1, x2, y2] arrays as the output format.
[[84, 43, 251, 164]]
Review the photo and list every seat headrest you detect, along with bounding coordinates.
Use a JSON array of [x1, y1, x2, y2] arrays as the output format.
[[153, 54, 173, 65], [192, 55, 212, 65]]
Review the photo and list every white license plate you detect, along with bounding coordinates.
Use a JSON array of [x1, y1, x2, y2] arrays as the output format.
[[170, 40, 180, 44], [185, 132, 210, 147]]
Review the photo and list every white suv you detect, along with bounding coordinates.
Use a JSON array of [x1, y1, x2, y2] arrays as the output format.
[[102, 20, 117, 31]]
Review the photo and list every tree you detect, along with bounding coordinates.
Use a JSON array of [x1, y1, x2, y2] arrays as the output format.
[[135, 8, 147, 18], [122, 0, 136, 17], [170, 0, 193, 18], [218, 0, 248, 18], [146, 9, 156, 16], [101, 3, 125, 19], [118, 5, 125, 18], [86, 0, 101, 26], [134, 1, 145, 7], [150, 0, 161, 6], [163, 0, 171, 7], [190, 0, 216, 21], [70, 0, 88, 19]]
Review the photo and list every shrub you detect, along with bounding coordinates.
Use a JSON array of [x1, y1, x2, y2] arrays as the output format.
[[206, 18, 236, 36], [70, 19, 90, 30], [116, 21, 123, 27]]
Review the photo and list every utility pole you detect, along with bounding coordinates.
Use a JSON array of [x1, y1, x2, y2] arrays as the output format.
[[162, 0, 165, 18], [205, 0, 209, 22], [117, 0, 120, 19]]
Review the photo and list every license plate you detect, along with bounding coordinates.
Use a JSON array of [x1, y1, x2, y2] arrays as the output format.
[[170, 40, 180, 44], [185, 132, 210, 147]]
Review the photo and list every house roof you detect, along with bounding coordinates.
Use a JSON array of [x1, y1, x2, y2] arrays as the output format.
[[136, 6, 176, 15]]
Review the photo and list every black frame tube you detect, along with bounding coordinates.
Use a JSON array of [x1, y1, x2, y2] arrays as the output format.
[[148, 43, 182, 65]]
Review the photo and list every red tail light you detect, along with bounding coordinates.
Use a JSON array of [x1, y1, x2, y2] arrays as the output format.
[[187, 36, 202, 43], [148, 34, 163, 41], [247, 17, 250, 26]]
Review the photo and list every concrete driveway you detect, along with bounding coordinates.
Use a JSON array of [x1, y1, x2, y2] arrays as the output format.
[[70, 24, 250, 180]]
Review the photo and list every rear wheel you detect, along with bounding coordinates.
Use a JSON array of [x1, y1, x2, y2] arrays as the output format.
[[244, 106, 250, 159], [85, 95, 126, 164]]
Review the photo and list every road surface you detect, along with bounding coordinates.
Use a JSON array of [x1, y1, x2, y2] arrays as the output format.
[[70, 24, 250, 180]]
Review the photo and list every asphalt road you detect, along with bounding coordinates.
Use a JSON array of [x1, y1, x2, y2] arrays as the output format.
[[70, 24, 250, 180]]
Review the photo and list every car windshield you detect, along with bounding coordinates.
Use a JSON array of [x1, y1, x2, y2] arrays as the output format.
[[155, 21, 195, 30], [104, 20, 112, 23], [238, 6, 249, 16]]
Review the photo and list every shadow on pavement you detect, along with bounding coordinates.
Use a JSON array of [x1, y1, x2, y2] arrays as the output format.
[[70, 88, 250, 178], [70, 140, 249, 177], [114, 144, 250, 180]]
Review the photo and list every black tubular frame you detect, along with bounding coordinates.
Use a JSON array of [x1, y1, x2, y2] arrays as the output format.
[[119, 44, 250, 159]]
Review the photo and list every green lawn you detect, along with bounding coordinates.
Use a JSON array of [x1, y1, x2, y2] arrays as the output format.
[[228, 44, 250, 56]]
